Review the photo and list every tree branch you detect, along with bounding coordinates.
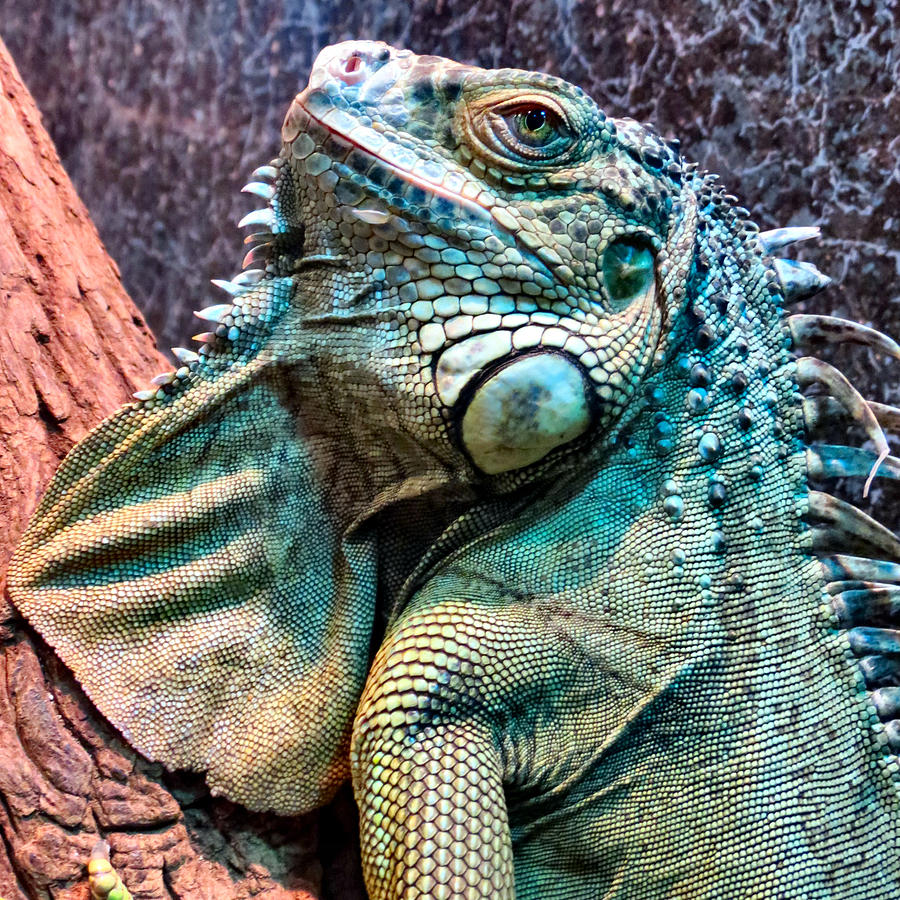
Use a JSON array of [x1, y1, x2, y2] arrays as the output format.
[[0, 36, 363, 900]]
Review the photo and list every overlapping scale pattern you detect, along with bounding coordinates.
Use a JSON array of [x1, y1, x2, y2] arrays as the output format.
[[9, 39, 900, 900]]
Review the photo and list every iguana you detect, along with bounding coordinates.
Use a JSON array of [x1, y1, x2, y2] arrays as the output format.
[[8, 40, 900, 899]]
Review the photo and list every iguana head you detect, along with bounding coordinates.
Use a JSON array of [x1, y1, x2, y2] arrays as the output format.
[[267, 40, 699, 475], [9, 41, 900, 827]]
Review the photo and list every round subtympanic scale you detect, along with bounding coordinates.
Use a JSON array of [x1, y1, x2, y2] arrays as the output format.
[[461, 353, 592, 474]]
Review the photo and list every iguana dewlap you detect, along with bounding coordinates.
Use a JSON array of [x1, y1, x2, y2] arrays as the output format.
[[9, 40, 900, 899]]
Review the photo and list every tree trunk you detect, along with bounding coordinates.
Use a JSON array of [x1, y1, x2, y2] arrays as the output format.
[[0, 37, 364, 900]]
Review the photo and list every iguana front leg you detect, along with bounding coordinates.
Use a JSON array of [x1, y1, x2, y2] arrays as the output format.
[[348, 585, 654, 900], [354, 717, 513, 899], [349, 543, 692, 900], [351, 610, 515, 899]]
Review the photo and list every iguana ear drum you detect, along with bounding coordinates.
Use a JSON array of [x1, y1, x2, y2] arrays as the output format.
[[459, 352, 593, 474]]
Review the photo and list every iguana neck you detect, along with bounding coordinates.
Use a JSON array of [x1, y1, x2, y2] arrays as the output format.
[[394, 199, 900, 893]]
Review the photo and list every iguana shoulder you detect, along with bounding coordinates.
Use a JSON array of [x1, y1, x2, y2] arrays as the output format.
[[9, 40, 900, 899]]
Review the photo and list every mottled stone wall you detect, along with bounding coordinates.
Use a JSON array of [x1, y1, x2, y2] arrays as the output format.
[[1, 0, 897, 438]]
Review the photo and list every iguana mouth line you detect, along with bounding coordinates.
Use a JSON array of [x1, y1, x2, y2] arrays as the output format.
[[296, 100, 495, 221], [294, 98, 556, 281]]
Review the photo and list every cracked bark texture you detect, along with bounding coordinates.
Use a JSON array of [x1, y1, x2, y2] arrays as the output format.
[[0, 0, 897, 895], [0, 36, 364, 900]]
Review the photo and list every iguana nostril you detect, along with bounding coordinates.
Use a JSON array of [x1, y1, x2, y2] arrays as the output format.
[[333, 52, 369, 85]]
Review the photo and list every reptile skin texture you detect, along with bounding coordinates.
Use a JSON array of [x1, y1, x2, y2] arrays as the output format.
[[8, 42, 900, 899]]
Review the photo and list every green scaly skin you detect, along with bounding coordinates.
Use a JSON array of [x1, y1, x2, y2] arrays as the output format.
[[9, 41, 900, 898]]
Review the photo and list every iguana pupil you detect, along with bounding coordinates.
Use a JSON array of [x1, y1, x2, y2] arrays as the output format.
[[522, 107, 547, 132], [504, 103, 568, 152]]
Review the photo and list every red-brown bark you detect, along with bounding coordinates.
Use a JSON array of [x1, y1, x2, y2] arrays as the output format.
[[0, 37, 360, 900]]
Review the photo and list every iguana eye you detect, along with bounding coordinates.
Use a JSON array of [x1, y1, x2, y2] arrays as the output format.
[[506, 105, 565, 147], [601, 237, 656, 309], [488, 99, 574, 160]]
